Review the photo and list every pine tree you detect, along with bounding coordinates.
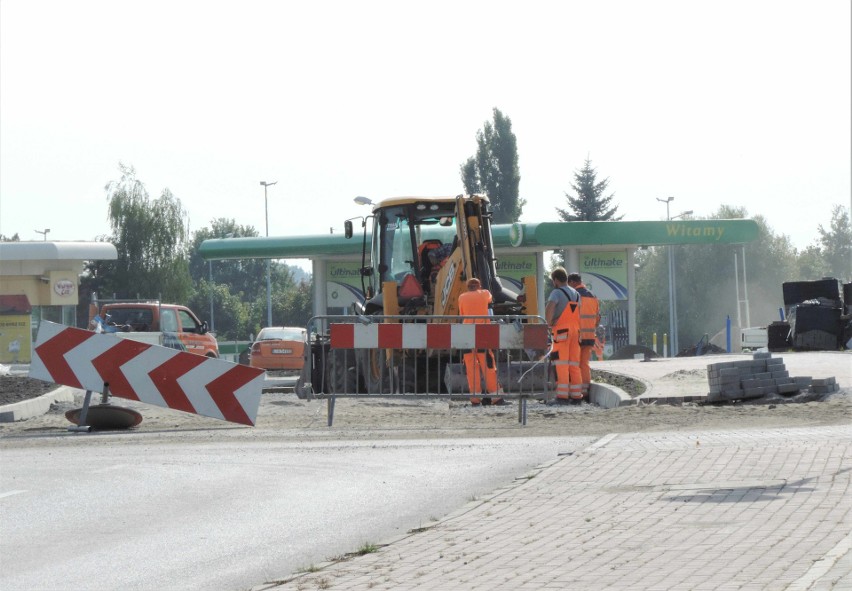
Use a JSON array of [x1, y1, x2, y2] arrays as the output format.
[[556, 158, 622, 221]]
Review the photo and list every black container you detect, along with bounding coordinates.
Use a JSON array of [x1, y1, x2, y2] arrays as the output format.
[[767, 321, 791, 352], [789, 304, 841, 351], [782, 278, 842, 310]]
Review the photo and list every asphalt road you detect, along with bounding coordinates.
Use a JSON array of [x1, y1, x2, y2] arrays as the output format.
[[0, 433, 576, 591]]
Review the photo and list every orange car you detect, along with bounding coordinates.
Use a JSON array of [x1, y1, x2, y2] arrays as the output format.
[[249, 326, 307, 375]]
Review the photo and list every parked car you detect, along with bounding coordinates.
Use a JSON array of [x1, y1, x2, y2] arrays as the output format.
[[249, 326, 307, 374]]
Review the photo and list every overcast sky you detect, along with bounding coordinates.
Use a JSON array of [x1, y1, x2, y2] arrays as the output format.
[[1, 1, 850, 262]]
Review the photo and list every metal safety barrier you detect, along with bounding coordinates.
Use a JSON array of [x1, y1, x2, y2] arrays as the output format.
[[299, 314, 553, 426]]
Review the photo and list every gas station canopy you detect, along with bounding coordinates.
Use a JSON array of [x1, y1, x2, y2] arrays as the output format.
[[198, 219, 760, 260]]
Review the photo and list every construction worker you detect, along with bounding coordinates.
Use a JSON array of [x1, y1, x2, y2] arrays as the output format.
[[567, 272, 601, 401], [458, 278, 504, 406], [545, 267, 582, 404]]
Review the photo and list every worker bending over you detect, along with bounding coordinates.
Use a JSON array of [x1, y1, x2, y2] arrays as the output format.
[[545, 267, 583, 404], [458, 278, 504, 406]]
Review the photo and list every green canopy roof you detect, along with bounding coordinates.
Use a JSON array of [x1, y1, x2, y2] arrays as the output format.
[[199, 219, 759, 260], [503, 219, 759, 248]]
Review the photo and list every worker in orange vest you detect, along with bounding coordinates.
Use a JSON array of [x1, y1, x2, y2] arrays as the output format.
[[567, 272, 600, 401], [545, 267, 582, 404], [458, 278, 504, 406]]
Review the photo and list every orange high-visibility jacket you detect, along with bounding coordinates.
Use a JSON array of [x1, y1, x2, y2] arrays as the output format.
[[575, 284, 600, 346], [458, 289, 492, 323]]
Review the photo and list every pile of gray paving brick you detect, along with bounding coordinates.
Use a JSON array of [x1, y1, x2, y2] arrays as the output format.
[[706, 352, 839, 403]]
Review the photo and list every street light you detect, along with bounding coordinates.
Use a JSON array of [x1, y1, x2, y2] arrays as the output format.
[[260, 181, 277, 328], [208, 259, 215, 332], [668, 209, 693, 356], [35, 228, 50, 241], [656, 197, 693, 356], [656, 198, 675, 356]]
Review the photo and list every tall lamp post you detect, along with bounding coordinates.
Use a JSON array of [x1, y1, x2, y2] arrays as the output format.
[[656, 197, 692, 356], [657, 197, 675, 356], [209, 260, 214, 332], [35, 228, 50, 241], [260, 181, 277, 327]]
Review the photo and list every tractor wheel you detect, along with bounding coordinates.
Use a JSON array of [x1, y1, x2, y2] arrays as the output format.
[[357, 349, 396, 394], [327, 348, 356, 394]]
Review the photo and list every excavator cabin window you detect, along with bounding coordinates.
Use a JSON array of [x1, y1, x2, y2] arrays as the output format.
[[374, 202, 458, 291]]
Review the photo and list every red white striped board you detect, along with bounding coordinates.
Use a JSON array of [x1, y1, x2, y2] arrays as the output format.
[[29, 321, 265, 426], [329, 322, 549, 350]]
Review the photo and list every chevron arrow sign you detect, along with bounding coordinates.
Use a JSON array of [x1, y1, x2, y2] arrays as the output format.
[[29, 321, 265, 426]]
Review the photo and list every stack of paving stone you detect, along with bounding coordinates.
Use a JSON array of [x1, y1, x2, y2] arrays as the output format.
[[706, 352, 838, 402]]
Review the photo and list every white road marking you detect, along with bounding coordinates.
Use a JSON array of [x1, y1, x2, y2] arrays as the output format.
[[585, 433, 619, 451], [787, 531, 852, 590], [89, 464, 129, 474], [0, 490, 27, 499]]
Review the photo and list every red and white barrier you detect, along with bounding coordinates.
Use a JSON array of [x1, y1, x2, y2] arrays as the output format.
[[29, 322, 264, 426], [329, 322, 549, 351]]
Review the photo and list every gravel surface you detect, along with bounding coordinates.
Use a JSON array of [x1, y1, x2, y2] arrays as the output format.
[[2, 353, 848, 442], [0, 371, 646, 405], [2, 382, 850, 444]]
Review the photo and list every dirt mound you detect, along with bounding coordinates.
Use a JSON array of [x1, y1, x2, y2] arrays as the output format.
[[661, 368, 707, 381], [0, 376, 57, 406], [676, 342, 727, 357]]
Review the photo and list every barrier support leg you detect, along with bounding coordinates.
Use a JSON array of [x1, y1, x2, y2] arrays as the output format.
[[327, 395, 336, 427], [68, 388, 96, 433], [100, 383, 111, 404], [518, 396, 528, 426]]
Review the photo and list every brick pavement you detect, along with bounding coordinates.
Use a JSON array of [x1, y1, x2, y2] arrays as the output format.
[[255, 425, 852, 591]]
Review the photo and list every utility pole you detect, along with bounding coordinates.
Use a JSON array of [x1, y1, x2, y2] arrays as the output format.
[[260, 181, 277, 327], [656, 197, 692, 356], [656, 197, 675, 356]]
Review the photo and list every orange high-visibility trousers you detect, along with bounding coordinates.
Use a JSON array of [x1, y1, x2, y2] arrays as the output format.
[[553, 327, 582, 401], [464, 349, 499, 402]]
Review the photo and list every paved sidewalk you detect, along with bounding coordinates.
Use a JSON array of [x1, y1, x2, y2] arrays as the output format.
[[255, 425, 852, 590], [594, 351, 851, 405]]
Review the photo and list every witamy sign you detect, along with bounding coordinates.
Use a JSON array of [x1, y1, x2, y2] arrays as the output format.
[[666, 223, 726, 240]]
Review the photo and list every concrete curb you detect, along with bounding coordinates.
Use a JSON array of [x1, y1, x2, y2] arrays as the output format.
[[0, 386, 77, 423], [589, 382, 634, 408], [593, 364, 711, 407]]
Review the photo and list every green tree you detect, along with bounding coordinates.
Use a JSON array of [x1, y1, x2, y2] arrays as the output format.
[[186, 281, 250, 341], [99, 163, 193, 302], [0, 233, 20, 241], [794, 245, 831, 280], [816, 204, 851, 281], [460, 108, 524, 224], [556, 158, 622, 221], [187, 219, 314, 339], [188, 219, 266, 299], [272, 280, 313, 329]]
